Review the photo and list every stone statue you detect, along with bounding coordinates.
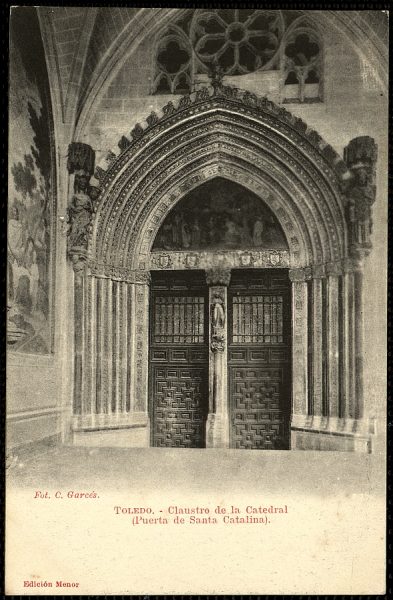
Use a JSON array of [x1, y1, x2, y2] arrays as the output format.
[[212, 294, 225, 328], [347, 167, 375, 248], [67, 142, 97, 265], [344, 136, 378, 254], [211, 293, 226, 352], [67, 193, 94, 248]]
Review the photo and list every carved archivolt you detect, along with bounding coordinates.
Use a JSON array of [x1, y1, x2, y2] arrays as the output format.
[[84, 84, 361, 271]]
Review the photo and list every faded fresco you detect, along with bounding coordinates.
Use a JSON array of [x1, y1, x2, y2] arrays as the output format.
[[7, 11, 54, 354], [153, 177, 289, 251]]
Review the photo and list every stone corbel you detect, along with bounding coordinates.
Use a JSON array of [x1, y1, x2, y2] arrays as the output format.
[[70, 251, 89, 283]]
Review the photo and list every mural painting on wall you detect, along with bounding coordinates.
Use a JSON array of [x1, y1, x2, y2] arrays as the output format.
[[7, 10, 54, 354], [153, 177, 288, 252]]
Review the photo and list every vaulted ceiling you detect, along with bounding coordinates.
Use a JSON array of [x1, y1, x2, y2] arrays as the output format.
[[38, 8, 389, 143]]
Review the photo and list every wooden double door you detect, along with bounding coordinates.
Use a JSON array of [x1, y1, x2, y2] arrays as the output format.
[[149, 269, 291, 449]]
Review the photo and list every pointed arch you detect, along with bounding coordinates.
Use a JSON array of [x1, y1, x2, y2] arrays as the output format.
[[89, 86, 350, 273]]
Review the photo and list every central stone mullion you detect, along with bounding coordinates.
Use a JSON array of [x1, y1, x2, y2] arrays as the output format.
[[205, 268, 231, 448]]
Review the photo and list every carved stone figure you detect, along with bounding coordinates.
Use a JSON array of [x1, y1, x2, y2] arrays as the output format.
[[67, 142, 97, 265], [344, 136, 378, 254], [252, 217, 265, 246], [67, 193, 94, 248], [209, 59, 224, 93], [346, 167, 375, 248], [211, 293, 226, 352], [212, 294, 225, 328]]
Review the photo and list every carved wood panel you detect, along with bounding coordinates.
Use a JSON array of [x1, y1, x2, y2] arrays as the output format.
[[228, 269, 291, 449], [150, 271, 208, 448], [152, 366, 208, 448]]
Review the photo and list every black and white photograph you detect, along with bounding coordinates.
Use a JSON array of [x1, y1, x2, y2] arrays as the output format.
[[6, 6, 388, 595]]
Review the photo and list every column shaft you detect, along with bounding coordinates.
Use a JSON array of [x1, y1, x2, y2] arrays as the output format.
[[291, 275, 308, 418], [342, 270, 356, 418], [311, 277, 323, 417], [354, 270, 364, 419], [86, 275, 97, 417], [134, 282, 150, 413], [114, 280, 122, 414], [121, 282, 129, 414], [99, 278, 109, 414], [106, 279, 113, 414], [73, 275, 84, 415], [326, 273, 339, 417]]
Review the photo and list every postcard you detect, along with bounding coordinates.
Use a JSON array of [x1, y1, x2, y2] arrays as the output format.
[[6, 6, 387, 595]]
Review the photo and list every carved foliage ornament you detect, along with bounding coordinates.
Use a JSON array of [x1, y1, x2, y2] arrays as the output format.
[[95, 86, 348, 196], [88, 262, 151, 284], [205, 267, 232, 287], [88, 87, 359, 271]]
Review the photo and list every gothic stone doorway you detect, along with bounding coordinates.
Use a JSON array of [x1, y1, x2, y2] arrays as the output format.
[[68, 90, 377, 453], [149, 268, 291, 449]]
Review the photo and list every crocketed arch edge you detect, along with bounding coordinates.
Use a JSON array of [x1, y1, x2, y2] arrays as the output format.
[[88, 86, 351, 269]]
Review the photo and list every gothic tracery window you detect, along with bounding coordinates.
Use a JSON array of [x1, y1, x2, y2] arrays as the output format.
[[282, 22, 322, 103], [192, 9, 284, 75], [153, 27, 192, 94], [152, 10, 322, 103]]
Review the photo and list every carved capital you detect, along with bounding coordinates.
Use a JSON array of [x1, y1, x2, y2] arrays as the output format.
[[288, 267, 311, 283], [88, 261, 151, 284], [134, 270, 151, 285], [205, 268, 231, 287], [312, 264, 326, 279], [325, 261, 342, 277], [341, 256, 364, 274], [67, 142, 95, 176]]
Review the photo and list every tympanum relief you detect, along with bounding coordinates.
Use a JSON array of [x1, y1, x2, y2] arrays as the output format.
[[152, 177, 288, 252]]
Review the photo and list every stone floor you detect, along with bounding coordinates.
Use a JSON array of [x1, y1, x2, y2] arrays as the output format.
[[7, 444, 385, 497]]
